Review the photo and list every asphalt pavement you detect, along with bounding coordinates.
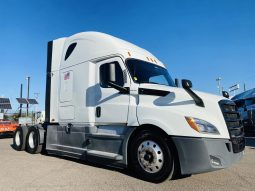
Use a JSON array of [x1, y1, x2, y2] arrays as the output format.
[[0, 135, 254, 191]]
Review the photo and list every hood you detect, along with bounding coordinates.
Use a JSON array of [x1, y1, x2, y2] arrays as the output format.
[[137, 83, 231, 138], [138, 83, 226, 104]]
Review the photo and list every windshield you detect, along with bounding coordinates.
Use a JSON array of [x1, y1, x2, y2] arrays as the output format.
[[126, 59, 176, 87]]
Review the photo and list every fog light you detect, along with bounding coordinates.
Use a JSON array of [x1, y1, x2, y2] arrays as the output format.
[[210, 156, 222, 166]]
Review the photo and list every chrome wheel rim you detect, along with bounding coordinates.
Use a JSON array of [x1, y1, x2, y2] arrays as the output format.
[[137, 140, 164, 173], [28, 131, 35, 149], [15, 131, 21, 146]]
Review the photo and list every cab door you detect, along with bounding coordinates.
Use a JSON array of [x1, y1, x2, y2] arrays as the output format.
[[95, 57, 130, 124]]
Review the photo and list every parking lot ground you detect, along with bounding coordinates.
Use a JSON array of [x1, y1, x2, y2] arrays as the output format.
[[0, 135, 254, 191]]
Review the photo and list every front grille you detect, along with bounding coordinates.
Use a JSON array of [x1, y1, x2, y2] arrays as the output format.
[[222, 104, 236, 112], [226, 121, 240, 128], [224, 113, 239, 121], [219, 100, 245, 153]]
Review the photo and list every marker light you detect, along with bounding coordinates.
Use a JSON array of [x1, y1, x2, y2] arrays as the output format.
[[185, 117, 220, 134]]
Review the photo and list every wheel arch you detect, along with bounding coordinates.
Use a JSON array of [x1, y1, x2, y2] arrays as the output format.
[[125, 124, 180, 169]]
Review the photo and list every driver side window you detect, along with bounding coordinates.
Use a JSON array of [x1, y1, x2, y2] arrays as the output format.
[[100, 62, 124, 88]]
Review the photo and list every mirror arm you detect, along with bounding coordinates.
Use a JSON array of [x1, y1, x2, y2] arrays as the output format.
[[182, 79, 204, 107], [183, 86, 205, 107], [107, 81, 129, 94]]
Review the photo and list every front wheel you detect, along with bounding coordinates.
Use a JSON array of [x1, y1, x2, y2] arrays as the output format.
[[129, 130, 176, 183]]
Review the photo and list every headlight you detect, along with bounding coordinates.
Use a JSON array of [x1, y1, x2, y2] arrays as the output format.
[[185, 117, 220, 134]]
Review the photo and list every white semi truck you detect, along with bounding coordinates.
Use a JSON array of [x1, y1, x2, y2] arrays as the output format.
[[13, 32, 245, 182]]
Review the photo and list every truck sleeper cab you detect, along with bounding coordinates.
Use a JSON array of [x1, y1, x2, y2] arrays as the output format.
[[13, 32, 245, 182]]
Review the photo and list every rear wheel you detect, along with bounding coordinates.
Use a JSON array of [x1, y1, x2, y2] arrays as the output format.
[[26, 127, 42, 154], [13, 126, 27, 151], [129, 130, 176, 183]]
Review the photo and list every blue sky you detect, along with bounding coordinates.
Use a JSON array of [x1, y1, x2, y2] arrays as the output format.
[[1, 0, 255, 111]]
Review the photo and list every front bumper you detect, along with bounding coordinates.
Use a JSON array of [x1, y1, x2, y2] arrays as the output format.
[[172, 136, 244, 175]]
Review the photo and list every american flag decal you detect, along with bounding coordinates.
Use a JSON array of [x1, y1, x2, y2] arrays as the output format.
[[64, 72, 70, 80]]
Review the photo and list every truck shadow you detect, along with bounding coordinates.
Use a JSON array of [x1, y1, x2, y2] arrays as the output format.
[[9, 142, 189, 183], [41, 152, 189, 183], [86, 84, 121, 107], [0, 134, 13, 139], [41, 152, 143, 181], [9, 142, 191, 183]]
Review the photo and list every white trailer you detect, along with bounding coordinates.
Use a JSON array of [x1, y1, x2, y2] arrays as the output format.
[[13, 32, 245, 182]]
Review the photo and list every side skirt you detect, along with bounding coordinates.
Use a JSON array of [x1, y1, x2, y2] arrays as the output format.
[[45, 124, 136, 168]]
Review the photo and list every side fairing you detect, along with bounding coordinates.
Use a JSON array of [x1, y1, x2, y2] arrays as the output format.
[[46, 38, 66, 123]]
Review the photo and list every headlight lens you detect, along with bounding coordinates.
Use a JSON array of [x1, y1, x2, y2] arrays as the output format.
[[185, 117, 220, 134]]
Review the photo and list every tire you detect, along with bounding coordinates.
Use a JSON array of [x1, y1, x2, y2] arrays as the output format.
[[129, 129, 176, 183], [13, 126, 27, 151], [26, 126, 42, 154]]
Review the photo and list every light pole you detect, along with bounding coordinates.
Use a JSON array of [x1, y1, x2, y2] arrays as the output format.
[[216, 77, 222, 95], [19, 83, 23, 117], [26, 76, 30, 117], [34, 92, 39, 111]]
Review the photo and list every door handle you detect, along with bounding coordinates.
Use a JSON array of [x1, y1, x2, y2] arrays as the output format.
[[65, 123, 72, 134], [96, 106, 101, 118]]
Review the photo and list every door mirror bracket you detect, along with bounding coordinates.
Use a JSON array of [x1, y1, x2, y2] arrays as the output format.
[[107, 81, 129, 94]]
